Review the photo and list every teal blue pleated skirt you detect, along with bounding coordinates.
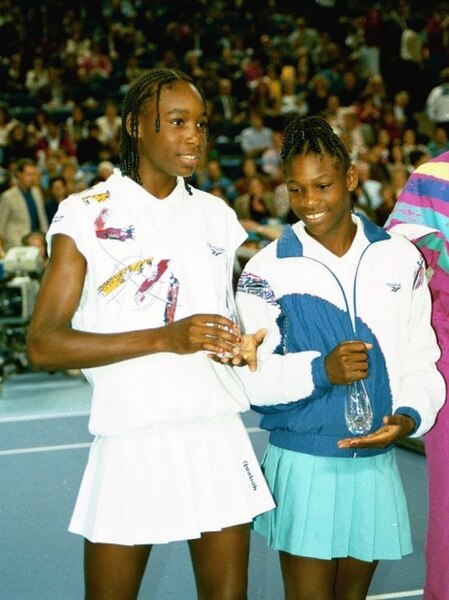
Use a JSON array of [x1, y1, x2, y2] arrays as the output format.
[[253, 444, 413, 562]]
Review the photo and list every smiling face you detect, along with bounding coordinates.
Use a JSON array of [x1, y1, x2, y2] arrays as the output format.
[[286, 152, 358, 255], [135, 80, 209, 196]]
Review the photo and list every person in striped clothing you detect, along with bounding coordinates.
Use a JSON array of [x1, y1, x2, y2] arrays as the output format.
[[385, 150, 449, 600]]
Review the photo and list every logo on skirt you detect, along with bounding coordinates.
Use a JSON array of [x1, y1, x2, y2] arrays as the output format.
[[243, 461, 257, 491]]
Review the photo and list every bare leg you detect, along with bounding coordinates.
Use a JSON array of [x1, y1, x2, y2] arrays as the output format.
[[279, 553, 336, 600], [188, 522, 250, 600], [84, 540, 152, 600], [279, 552, 378, 600], [334, 556, 378, 600]]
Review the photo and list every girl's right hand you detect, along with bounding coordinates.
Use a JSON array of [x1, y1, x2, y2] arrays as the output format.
[[325, 340, 373, 385], [163, 314, 241, 357]]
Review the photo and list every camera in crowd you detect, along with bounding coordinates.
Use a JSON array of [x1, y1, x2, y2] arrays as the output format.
[[0, 246, 43, 387]]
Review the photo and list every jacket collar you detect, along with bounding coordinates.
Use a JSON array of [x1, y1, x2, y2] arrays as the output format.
[[276, 213, 391, 259]]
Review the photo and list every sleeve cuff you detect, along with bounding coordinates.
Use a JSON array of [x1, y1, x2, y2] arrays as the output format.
[[394, 407, 421, 436], [311, 355, 330, 390]]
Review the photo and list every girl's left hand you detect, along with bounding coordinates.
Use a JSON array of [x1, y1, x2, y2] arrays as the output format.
[[337, 414, 416, 449], [231, 328, 267, 371], [208, 328, 267, 372]]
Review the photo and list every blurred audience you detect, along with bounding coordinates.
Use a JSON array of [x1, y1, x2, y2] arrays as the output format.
[[0, 0, 447, 244]]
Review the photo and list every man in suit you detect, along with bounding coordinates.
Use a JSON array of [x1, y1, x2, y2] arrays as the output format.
[[0, 158, 48, 250], [210, 77, 248, 138]]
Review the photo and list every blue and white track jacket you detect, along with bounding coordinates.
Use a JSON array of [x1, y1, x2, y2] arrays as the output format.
[[236, 214, 445, 458]]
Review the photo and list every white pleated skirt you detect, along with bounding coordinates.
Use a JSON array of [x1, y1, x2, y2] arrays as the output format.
[[69, 413, 275, 545]]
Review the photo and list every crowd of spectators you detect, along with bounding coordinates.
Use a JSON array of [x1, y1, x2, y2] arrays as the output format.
[[0, 0, 449, 255]]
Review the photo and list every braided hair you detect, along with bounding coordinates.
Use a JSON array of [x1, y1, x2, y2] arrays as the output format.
[[120, 68, 209, 194], [280, 115, 351, 175]]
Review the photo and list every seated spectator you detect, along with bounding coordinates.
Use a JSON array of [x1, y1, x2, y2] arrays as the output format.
[[3, 122, 36, 165], [379, 107, 402, 143], [375, 181, 398, 226], [272, 182, 294, 223], [76, 122, 110, 166], [392, 90, 417, 131], [95, 98, 121, 159], [389, 164, 410, 198], [369, 127, 393, 164], [24, 57, 49, 97], [242, 55, 265, 88], [35, 118, 77, 168], [195, 157, 237, 205], [287, 16, 320, 59], [60, 156, 89, 194], [0, 104, 19, 156], [77, 39, 113, 92], [26, 109, 50, 148], [209, 77, 248, 138], [119, 56, 145, 96], [183, 49, 207, 81], [386, 142, 409, 177], [248, 79, 282, 129], [22, 229, 48, 268], [239, 111, 274, 159], [261, 130, 283, 188], [352, 159, 384, 221], [265, 63, 283, 113], [96, 98, 121, 143], [306, 74, 331, 116], [44, 175, 68, 223], [38, 65, 75, 113], [338, 69, 364, 107], [279, 79, 309, 121], [39, 149, 66, 191], [320, 93, 343, 134], [234, 156, 269, 196], [318, 54, 346, 96], [65, 105, 89, 146], [354, 93, 382, 128], [401, 127, 431, 165], [427, 125, 449, 157], [96, 160, 115, 182], [4, 52, 26, 94], [339, 107, 374, 160], [233, 175, 283, 247], [425, 67, 449, 136], [362, 73, 388, 109]]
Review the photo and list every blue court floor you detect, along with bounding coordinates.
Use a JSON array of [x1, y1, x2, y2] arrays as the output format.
[[0, 372, 427, 599]]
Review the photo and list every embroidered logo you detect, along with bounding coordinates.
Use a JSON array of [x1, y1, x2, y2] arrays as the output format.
[[243, 460, 258, 491], [386, 283, 401, 292], [207, 242, 225, 256]]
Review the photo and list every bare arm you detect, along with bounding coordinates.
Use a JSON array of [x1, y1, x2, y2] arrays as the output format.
[[26, 234, 241, 371]]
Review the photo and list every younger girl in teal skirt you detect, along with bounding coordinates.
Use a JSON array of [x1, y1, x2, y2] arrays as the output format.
[[236, 115, 445, 599]]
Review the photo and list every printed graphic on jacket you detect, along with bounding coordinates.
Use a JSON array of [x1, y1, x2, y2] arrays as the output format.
[[93, 207, 179, 323]]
